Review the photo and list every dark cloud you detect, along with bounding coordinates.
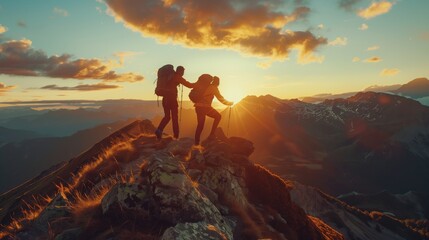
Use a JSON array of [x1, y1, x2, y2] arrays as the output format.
[[0, 82, 15, 95], [338, 0, 362, 11], [41, 83, 120, 91], [104, 0, 326, 62], [0, 39, 143, 82]]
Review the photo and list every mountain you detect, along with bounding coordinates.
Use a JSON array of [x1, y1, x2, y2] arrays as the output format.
[[0, 127, 41, 147], [218, 92, 429, 196], [0, 119, 138, 194], [301, 77, 429, 103], [393, 77, 429, 99], [1, 120, 427, 239], [0, 108, 123, 137], [338, 191, 429, 220]]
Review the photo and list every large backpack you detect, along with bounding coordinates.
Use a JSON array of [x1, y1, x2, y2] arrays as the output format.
[[189, 74, 213, 103], [155, 64, 175, 96]]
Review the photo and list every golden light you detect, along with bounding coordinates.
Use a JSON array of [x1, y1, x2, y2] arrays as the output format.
[[220, 82, 247, 106]]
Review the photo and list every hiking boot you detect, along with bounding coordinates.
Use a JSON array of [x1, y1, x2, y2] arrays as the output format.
[[155, 129, 162, 140]]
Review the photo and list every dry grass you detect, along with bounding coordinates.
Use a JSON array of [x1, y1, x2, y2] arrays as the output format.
[[0, 195, 53, 238], [1, 136, 139, 238]]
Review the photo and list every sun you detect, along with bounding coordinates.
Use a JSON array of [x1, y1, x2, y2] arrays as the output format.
[[220, 83, 247, 105]]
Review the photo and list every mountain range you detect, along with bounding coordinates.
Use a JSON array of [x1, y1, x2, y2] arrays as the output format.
[[216, 91, 429, 196], [302, 77, 429, 104]]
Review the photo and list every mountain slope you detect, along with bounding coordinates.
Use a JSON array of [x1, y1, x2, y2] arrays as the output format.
[[393, 77, 429, 99], [0, 120, 340, 240], [1, 120, 427, 239], [0, 119, 138, 194], [0, 127, 41, 147]]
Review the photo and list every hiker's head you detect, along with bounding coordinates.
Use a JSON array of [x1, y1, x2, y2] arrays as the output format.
[[198, 74, 213, 86], [212, 76, 220, 86], [176, 66, 185, 76]]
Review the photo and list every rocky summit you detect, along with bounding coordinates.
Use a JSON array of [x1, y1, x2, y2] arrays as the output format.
[[0, 120, 426, 240]]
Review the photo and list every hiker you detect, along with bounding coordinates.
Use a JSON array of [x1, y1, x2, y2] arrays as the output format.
[[192, 75, 233, 145], [155, 65, 194, 140]]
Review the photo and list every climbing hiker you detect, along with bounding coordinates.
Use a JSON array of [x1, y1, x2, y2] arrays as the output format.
[[190, 75, 233, 145], [155, 65, 195, 140]]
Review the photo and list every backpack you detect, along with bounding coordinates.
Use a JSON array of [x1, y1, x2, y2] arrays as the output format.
[[155, 64, 175, 96], [189, 74, 213, 103]]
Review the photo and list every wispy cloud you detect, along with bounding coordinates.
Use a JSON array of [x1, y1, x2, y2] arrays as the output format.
[[338, 0, 363, 11], [0, 82, 16, 95], [53, 7, 69, 17], [364, 56, 382, 63], [104, 0, 327, 62], [380, 68, 399, 76], [257, 60, 274, 69], [17, 21, 27, 28], [114, 51, 143, 65], [367, 45, 380, 51], [419, 31, 429, 41], [329, 37, 348, 46], [359, 23, 368, 30], [352, 57, 361, 62], [0, 24, 7, 34], [41, 83, 121, 91], [358, 0, 393, 19], [0, 39, 144, 82]]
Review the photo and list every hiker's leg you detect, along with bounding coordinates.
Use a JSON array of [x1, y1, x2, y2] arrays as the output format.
[[157, 97, 171, 132], [207, 108, 221, 136], [194, 107, 206, 145], [171, 104, 179, 139]]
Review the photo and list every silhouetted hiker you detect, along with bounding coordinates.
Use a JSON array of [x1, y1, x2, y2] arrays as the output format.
[[190, 75, 233, 145], [155, 65, 194, 140]]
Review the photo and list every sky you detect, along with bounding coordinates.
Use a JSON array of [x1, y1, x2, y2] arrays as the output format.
[[0, 0, 428, 103]]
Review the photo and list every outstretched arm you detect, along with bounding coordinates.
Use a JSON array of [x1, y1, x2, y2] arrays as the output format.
[[177, 76, 195, 88], [214, 87, 233, 106]]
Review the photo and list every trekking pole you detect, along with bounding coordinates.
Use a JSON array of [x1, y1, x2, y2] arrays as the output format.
[[179, 84, 183, 124], [227, 106, 232, 137]]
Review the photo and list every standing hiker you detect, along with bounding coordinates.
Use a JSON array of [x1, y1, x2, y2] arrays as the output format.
[[190, 75, 233, 145], [155, 65, 194, 140]]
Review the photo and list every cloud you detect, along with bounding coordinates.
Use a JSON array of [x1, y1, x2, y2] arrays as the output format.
[[41, 83, 121, 91], [257, 60, 273, 69], [359, 23, 368, 30], [0, 24, 7, 34], [364, 56, 382, 63], [114, 51, 143, 65], [329, 37, 348, 46], [53, 7, 69, 17], [352, 57, 361, 62], [103, 0, 327, 61], [17, 21, 27, 28], [367, 45, 379, 51], [317, 24, 324, 29], [338, 0, 363, 11], [0, 39, 144, 82], [0, 82, 16, 95], [419, 31, 429, 41], [358, 0, 393, 19], [380, 68, 399, 76]]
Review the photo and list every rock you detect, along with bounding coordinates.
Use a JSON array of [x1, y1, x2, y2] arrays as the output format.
[[33, 195, 71, 232], [227, 137, 254, 157], [187, 169, 202, 181], [162, 221, 232, 240], [54, 227, 82, 240], [101, 183, 151, 219]]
